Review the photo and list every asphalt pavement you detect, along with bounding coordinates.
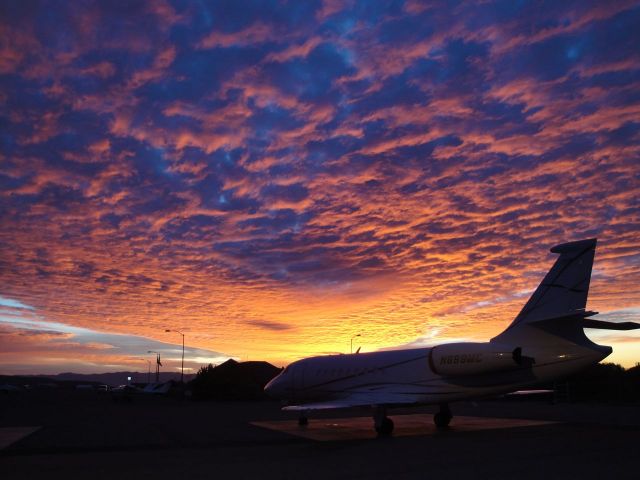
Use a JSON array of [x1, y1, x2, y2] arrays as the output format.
[[1, 390, 638, 479]]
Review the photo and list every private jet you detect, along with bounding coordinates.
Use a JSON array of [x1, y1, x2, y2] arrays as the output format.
[[264, 239, 640, 434]]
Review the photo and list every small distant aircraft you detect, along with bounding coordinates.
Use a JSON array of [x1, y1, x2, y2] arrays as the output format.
[[265, 239, 639, 434]]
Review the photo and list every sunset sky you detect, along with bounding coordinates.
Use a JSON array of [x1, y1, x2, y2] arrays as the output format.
[[1, 0, 639, 375]]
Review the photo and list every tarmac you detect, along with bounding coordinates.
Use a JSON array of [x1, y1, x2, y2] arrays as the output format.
[[251, 414, 558, 441], [1, 390, 639, 479]]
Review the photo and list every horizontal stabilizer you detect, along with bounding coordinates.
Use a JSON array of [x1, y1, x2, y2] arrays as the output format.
[[582, 319, 640, 330]]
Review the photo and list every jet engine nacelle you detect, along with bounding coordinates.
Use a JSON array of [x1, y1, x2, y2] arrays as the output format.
[[430, 342, 524, 376]]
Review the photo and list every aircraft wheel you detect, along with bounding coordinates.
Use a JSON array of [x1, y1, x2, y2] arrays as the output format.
[[375, 417, 394, 435], [434, 412, 451, 428]]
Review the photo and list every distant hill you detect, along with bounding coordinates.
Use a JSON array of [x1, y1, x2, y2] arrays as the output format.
[[0, 375, 65, 388], [46, 371, 196, 386], [1, 371, 195, 387]]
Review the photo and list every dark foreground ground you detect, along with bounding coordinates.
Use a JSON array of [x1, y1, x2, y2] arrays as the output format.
[[1, 390, 639, 479]]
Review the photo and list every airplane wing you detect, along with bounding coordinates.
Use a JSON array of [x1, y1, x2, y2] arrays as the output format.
[[505, 389, 554, 396], [282, 392, 424, 411]]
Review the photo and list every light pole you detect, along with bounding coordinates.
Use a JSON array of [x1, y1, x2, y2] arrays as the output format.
[[351, 334, 361, 354], [148, 350, 160, 383], [165, 329, 185, 383]]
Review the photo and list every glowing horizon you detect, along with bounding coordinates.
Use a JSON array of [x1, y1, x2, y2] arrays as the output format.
[[1, 1, 639, 374]]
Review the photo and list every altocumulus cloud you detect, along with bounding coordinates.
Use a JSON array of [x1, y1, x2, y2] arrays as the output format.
[[0, 0, 638, 370]]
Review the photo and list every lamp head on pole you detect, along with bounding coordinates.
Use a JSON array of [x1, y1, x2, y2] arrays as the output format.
[[165, 328, 184, 336]]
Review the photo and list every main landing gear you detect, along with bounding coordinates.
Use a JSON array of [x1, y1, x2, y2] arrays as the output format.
[[373, 406, 394, 435], [434, 403, 452, 428], [298, 412, 308, 426]]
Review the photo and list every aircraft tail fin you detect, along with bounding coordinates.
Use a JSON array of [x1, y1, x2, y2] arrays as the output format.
[[492, 238, 601, 346], [512, 238, 596, 327]]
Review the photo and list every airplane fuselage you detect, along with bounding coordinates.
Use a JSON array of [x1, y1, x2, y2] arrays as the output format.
[[265, 340, 610, 407]]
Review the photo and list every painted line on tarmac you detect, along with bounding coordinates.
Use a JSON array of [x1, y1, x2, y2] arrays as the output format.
[[0, 427, 41, 450], [251, 414, 559, 442]]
